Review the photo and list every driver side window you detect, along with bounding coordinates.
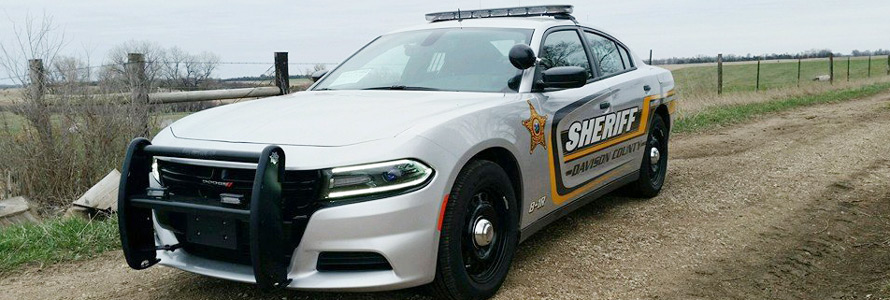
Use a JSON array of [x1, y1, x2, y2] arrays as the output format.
[[540, 30, 593, 79]]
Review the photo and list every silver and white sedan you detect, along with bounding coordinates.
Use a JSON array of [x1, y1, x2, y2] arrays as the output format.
[[117, 5, 677, 300]]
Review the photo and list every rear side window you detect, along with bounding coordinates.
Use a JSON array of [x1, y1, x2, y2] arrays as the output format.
[[540, 30, 593, 79], [583, 32, 624, 76], [618, 46, 632, 69]]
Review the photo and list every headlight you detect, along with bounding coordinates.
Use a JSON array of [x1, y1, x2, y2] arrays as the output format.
[[323, 159, 433, 200], [151, 158, 160, 183]]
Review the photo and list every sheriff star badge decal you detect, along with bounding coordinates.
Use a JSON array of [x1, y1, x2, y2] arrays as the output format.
[[522, 100, 548, 154]]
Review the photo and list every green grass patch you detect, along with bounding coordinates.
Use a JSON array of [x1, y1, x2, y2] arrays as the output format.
[[0, 217, 119, 272], [674, 81, 890, 133]]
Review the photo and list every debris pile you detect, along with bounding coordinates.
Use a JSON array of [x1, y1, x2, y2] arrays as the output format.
[[63, 170, 120, 219]]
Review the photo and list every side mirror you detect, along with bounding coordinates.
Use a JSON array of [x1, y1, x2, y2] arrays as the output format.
[[539, 66, 587, 89], [508, 44, 536, 70], [311, 70, 328, 82]]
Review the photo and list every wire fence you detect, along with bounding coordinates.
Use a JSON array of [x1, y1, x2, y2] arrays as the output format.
[[0, 60, 339, 90], [663, 55, 890, 97]]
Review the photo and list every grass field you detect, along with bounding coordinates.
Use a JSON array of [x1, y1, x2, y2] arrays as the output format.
[[671, 56, 890, 97], [675, 80, 890, 133]]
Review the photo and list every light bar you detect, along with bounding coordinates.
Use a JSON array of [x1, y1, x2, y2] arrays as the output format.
[[425, 5, 573, 22]]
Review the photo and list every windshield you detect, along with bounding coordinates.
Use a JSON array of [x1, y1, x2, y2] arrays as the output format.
[[313, 28, 534, 93]]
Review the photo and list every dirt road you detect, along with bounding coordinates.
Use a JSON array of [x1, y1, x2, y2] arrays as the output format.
[[4, 93, 890, 300]]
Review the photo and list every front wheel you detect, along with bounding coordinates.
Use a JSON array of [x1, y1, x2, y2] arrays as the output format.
[[430, 160, 518, 300], [627, 113, 669, 198]]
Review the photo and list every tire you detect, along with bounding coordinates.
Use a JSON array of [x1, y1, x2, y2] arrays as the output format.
[[626, 113, 669, 198], [430, 160, 519, 300]]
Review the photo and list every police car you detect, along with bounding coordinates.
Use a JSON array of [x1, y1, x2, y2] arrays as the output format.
[[117, 5, 676, 300]]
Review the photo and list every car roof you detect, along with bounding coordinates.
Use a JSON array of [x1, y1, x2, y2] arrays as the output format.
[[386, 16, 580, 35]]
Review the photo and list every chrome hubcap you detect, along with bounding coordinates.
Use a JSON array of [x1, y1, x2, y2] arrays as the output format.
[[650, 147, 661, 165], [473, 218, 494, 247]]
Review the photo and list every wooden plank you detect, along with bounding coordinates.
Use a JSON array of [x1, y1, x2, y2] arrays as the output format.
[[0, 196, 39, 227], [148, 87, 281, 103], [71, 170, 120, 212]]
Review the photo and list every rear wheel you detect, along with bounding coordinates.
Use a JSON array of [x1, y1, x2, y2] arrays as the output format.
[[627, 114, 669, 198], [430, 160, 518, 300]]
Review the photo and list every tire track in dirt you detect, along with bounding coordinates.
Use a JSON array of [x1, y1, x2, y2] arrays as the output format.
[[2, 93, 890, 300]]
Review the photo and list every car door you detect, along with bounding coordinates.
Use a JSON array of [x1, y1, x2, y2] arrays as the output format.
[[527, 27, 622, 214], [579, 30, 655, 175]]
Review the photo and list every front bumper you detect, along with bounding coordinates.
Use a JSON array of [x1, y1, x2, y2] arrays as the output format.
[[153, 178, 444, 291], [113, 137, 452, 292]]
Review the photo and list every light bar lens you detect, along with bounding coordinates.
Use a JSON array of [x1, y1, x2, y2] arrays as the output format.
[[425, 5, 573, 22], [324, 159, 433, 199]]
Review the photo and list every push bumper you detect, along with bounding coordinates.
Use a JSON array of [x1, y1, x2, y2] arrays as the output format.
[[119, 138, 444, 291]]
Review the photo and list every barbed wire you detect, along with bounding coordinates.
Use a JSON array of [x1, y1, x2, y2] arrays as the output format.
[[143, 61, 338, 65], [0, 61, 336, 84]]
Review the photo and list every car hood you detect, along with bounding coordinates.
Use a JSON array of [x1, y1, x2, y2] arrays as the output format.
[[170, 90, 507, 147]]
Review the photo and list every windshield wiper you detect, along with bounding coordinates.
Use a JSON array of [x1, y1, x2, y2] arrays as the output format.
[[362, 85, 440, 91]]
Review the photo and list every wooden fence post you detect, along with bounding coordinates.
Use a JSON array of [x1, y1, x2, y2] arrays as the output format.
[[847, 56, 851, 81], [867, 55, 872, 78], [28, 59, 53, 144], [128, 53, 149, 137], [887, 55, 890, 76], [797, 58, 801, 87], [829, 53, 834, 85], [717, 54, 723, 95], [648, 50, 653, 65], [274, 52, 289, 95], [755, 58, 761, 91]]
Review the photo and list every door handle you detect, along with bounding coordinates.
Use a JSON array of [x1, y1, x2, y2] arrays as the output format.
[[643, 85, 652, 92], [600, 101, 611, 109]]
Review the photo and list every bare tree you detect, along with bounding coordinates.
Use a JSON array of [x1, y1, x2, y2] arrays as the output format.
[[100, 40, 166, 93], [0, 13, 66, 85], [160, 47, 220, 90], [0, 13, 66, 147]]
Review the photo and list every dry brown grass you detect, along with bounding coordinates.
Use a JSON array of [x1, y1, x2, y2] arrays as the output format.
[[0, 88, 19, 104], [677, 77, 890, 118], [0, 86, 168, 214]]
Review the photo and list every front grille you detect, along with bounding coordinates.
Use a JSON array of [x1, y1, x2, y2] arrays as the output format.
[[155, 160, 322, 264], [317, 252, 393, 272], [157, 160, 321, 218]]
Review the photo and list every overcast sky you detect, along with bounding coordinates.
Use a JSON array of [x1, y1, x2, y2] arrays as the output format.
[[1, 0, 889, 83]]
